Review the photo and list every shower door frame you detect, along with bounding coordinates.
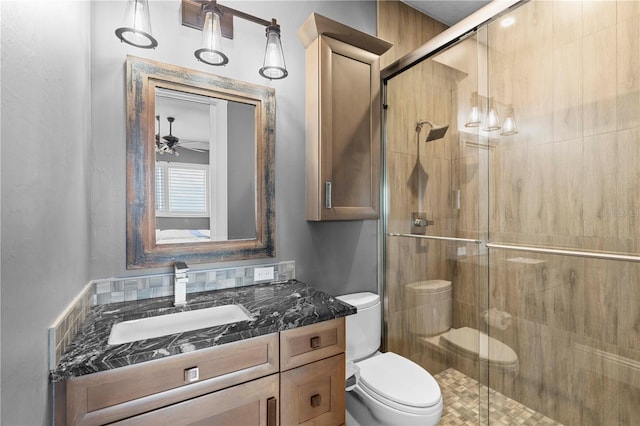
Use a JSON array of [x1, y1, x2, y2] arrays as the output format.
[[380, 1, 640, 425]]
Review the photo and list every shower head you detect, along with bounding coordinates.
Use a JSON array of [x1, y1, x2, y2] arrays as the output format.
[[416, 120, 449, 142]]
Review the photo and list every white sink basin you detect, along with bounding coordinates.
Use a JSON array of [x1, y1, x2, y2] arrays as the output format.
[[108, 304, 254, 345]]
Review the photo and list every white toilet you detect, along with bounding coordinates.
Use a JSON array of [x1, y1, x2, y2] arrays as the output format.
[[337, 292, 443, 426]]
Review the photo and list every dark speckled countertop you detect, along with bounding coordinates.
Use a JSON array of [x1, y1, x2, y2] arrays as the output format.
[[51, 279, 356, 381]]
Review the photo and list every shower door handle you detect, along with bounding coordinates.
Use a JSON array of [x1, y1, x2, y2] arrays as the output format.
[[325, 182, 332, 209]]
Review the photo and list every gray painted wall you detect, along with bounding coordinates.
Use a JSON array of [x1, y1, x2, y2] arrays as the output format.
[[1, 1, 378, 424], [90, 0, 379, 296], [1, 2, 92, 425]]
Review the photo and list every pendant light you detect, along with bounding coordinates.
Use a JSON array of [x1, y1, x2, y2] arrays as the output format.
[[115, 0, 158, 49], [195, 6, 229, 66], [464, 92, 481, 128], [500, 105, 518, 136], [483, 98, 501, 131], [259, 21, 288, 80]]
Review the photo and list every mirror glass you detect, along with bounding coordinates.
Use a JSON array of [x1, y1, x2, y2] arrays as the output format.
[[126, 56, 275, 269], [154, 88, 256, 244]]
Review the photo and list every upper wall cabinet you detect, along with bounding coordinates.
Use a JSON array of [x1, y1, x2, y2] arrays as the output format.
[[297, 14, 392, 221]]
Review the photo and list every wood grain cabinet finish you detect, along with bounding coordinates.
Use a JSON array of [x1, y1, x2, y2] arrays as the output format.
[[280, 354, 346, 426], [280, 317, 345, 371], [110, 374, 279, 426], [297, 13, 392, 221], [61, 333, 279, 425], [280, 319, 346, 426], [59, 319, 348, 426]]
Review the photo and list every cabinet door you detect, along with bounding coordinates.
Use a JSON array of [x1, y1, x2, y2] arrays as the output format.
[[306, 35, 381, 221], [280, 353, 345, 426], [110, 374, 279, 426]]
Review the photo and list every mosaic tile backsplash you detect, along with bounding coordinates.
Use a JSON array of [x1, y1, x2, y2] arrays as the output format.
[[49, 261, 295, 370]]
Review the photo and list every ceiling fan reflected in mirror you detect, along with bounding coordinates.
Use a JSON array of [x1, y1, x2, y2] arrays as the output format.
[[155, 116, 207, 156]]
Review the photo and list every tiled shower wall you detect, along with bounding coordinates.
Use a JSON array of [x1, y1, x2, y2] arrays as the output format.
[[483, 2, 640, 424], [383, 0, 640, 425]]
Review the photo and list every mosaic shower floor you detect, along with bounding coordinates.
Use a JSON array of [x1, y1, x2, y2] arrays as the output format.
[[435, 368, 563, 425]]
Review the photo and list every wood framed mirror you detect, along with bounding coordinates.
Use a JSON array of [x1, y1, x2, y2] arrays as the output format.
[[126, 56, 275, 269]]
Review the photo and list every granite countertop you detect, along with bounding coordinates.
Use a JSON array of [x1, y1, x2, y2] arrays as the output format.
[[51, 279, 356, 381]]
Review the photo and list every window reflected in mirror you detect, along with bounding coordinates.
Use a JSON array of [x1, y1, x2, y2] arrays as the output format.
[[154, 88, 256, 244]]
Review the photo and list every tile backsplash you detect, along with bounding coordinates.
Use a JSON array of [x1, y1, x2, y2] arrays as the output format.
[[49, 261, 295, 371]]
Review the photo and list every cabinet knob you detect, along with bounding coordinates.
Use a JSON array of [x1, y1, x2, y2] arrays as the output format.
[[310, 336, 321, 349], [310, 393, 322, 407]]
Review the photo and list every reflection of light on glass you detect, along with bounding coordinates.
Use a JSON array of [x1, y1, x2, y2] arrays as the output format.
[[465, 91, 481, 127], [500, 16, 516, 27], [465, 106, 481, 128], [195, 10, 229, 66], [483, 105, 501, 131], [259, 24, 288, 80], [115, 0, 158, 49]]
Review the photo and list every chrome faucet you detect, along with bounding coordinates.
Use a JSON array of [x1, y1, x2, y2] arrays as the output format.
[[174, 261, 189, 306]]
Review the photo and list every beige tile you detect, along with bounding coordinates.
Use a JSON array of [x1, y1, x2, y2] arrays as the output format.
[[617, 0, 640, 21], [551, 138, 584, 237], [496, 142, 528, 235], [617, 16, 640, 130], [525, 143, 554, 235], [618, 261, 640, 352], [583, 28, 618, 136], [583, 132, 618, 238], [553, 39, 584, 142], [616, 127, 640, 238], [583, 0, 617, 35], [553, 0, 583, 47], [583, 260, 619, 345]]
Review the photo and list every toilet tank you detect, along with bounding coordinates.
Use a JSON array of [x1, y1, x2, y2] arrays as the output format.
[[336, 292, 381, 362], [404, 280, 452, 337]]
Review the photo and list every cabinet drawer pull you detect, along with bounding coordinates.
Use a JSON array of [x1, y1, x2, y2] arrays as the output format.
[[310, 394, 322, 407], [310, 336, 321, 349], [267, 397, 277, 426], [325, 182, 332, 209]]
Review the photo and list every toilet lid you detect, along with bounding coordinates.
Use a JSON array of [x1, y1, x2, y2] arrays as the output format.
[[357, 352, 441, 409]]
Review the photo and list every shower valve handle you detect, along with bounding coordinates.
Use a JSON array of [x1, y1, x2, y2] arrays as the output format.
[[414, 218, 434, 227]]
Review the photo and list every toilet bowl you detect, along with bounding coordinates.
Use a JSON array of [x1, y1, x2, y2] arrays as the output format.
[[406, 280, 519, 376], [337, 292, 443, 426]]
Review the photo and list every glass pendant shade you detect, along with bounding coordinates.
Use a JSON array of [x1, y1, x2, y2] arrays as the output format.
[[500, 106, 518, 136], [465, 106, 481, 127], [259, 25, 288, 80], [195, 10, 229, 66], [483, 106, 501, 131], [115, 0, 158, 49]]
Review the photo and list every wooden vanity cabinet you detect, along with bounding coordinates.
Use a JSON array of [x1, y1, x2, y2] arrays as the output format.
[[57, 318, 348, 426], [58, 333, 279, 426], [297, 14, 392, 221], [280, 318, 346, 426]]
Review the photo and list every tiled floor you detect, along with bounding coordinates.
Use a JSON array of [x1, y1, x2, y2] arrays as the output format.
[[435, 368, 563, 425]]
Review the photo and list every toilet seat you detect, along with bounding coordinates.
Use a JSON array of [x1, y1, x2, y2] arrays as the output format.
[[355, 352, 442, 415], [440, 327, 519, 373]]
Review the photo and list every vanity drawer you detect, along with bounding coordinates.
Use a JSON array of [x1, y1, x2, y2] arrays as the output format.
[[110, 374, 279, 426], [280, 353, 345, 426], [280, 318, 345, 371], [65, 333, 279, 425]]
